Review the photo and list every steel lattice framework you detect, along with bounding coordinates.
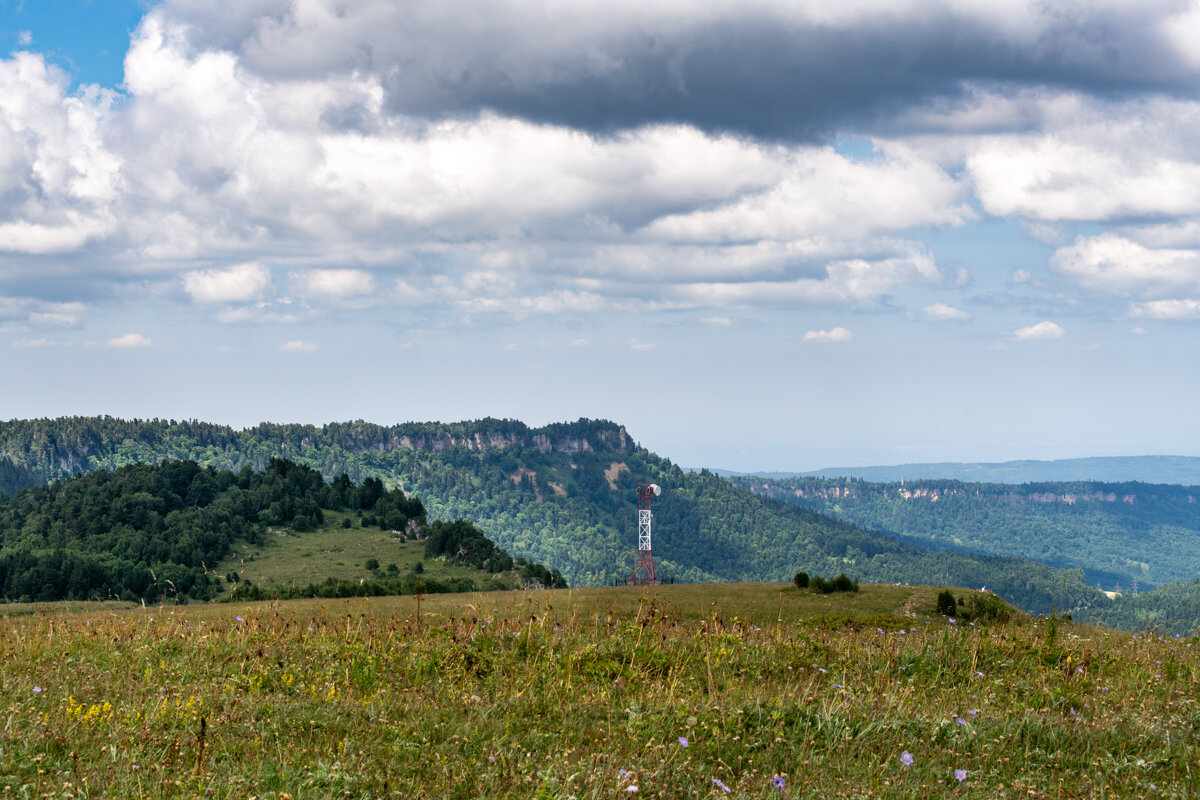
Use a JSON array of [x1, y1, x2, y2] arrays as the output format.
[[630, 482, 659, 584]]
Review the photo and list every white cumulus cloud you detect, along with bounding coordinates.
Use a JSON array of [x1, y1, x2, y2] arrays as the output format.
[[803, 327, 853, 343], [106, 332, 152, 347], [184, 263, 272, 303], [922, 302, 971, 321], [1129, 299, 1200, 319], [290, 269, 375, 298], [1013, 321, 1065, 340], [279, 339, 316, 352], [1051, 235, 1200, 298]]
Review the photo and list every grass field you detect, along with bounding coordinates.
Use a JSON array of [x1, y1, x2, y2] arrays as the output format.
[[211, 512, 513, 594], [0, 583, 1196, 798]]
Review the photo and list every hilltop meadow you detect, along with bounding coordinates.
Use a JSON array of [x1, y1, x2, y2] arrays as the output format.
[[1, 583, 1196, 799]]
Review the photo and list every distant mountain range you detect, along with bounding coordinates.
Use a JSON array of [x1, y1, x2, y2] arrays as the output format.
[[708, 455, 1200, 486]]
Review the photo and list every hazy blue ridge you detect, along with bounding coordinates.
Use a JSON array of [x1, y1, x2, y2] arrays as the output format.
[[779, 455, 1200, 485]]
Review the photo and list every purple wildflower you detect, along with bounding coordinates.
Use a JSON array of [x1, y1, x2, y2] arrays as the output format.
[[955, 769, 967, 782], [948, 617, 956, 624], [626, 785, 638, 793], [968, 709, 977, 716], [32, 686, 42, 694], [678, 736, 688, 747], [236, 615, 243, 622], [711, 777, 731, 794], [900, 750, 914, 766], [955, 717, 966, 725], [773, 776, 786, 791], [618, 770, 629, 779]]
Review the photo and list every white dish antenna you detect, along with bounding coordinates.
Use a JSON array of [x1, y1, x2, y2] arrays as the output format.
[[650, 483, 662, 496]]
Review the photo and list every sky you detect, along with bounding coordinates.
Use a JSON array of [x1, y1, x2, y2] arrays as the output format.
[[4, 1, 1200, 472]]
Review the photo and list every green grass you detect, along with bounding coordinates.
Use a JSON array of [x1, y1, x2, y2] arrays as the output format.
[[212, 512, 514, 593], [0, 584, 1196, 798]]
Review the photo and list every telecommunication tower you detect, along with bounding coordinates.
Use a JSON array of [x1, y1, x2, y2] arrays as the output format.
[[631, 482, 661, 584]]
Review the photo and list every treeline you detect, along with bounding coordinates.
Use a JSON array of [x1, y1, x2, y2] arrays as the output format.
[[1076, 579, 1200, 635], [0, 458, 425, 603], [731, 475, 1200, 590], [424, 519, 567, 588]]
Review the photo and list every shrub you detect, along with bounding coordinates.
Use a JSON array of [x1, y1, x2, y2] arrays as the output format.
[[936, 589, 957, 617], [794, 571, 810, 589], [365, 558, 380, 571], [830, 573, 859, 593]]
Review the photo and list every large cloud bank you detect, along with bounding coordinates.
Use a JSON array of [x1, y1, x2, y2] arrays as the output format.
[[4, 0, 1200, 331]]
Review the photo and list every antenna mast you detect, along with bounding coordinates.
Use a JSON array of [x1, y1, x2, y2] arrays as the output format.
[[631, 482, 661, 584]]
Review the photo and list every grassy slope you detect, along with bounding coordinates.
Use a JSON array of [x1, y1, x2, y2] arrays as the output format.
[[213, 511, 504, 593], [0, 586, 1195, 798]]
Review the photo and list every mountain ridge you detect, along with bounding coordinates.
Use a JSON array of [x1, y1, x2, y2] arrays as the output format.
[[704, 455, 1200, 485]]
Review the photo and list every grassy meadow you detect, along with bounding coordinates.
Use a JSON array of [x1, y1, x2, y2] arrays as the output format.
[[213, 512, 496, 593], [0, 583, 1196, 798]]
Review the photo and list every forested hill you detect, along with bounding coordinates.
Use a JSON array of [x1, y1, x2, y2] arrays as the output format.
[[1076, 577, 1200, 635], [729, 475, 1200, 591], [0, 416, 631, 495], [0, 416, 1105, 615], [0, 458, 423, 602]]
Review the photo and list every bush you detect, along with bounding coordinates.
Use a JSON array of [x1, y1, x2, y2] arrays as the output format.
[[830, 573, 859, 593], [966, 592, 1013, 623], [365, 558, 380, 571], [794, 571, 810, 589], [341, 517, 352, 529], [937, 589, 958, 617]]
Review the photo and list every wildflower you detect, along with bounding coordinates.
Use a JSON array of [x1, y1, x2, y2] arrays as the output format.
[[626, 785, 638, 793], [877, 628, 884, 634], [955, 717, 966, 725], [236, 616, 244, 622], [488, 755, 496, 763], [678, 736, 688, 747], [818, 668, 827, 673], [955, 769, 967, 782], [773, 776, 786, 791], [1070, 708, 1077, 716], [833, 683, 843, 688], [32, 686, 42, 694], [948, 617, 956, 624], [619, 770, 629, 779], [900, 751, 914, 766], [711, 777, 731, 793], [1075, 666, 1084, 675]]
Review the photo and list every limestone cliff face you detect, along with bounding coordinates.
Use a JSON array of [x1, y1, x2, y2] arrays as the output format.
[[390, 422, 630, 456], [752, 482, 1191, 507]]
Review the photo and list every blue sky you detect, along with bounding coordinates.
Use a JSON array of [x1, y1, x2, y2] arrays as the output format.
[[3, 1, 1200, 472]]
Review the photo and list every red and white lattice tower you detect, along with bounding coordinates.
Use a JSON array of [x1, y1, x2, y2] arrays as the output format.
[[630, 482, 661, 584]]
